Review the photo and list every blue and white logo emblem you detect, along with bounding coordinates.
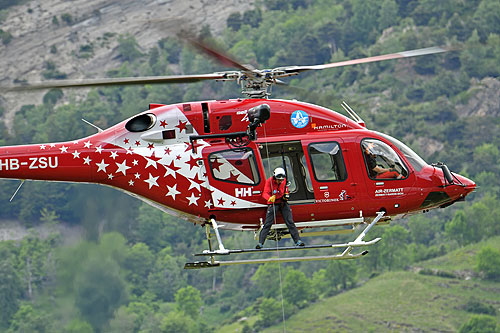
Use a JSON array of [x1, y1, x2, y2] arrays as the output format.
[[290, 110, 309, 128]]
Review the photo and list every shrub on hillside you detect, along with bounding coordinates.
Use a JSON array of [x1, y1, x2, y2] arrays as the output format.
[[476, 247, 500, 280], [463, 298, 496, 316]]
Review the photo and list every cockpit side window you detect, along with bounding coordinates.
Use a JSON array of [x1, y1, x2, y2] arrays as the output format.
[[376, 132, 427, 172], [362, 139, 409, 180]]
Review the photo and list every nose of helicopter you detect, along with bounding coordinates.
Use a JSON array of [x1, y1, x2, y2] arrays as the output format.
[[421, 166, 476, 210], [452, 173, 476, 197], [437, 169, 476, 206]]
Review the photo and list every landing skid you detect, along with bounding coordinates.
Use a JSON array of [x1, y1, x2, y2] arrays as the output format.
[[185, 252, 370, 269], [184, 211, 385, 270], [194, 238, 381, 256]]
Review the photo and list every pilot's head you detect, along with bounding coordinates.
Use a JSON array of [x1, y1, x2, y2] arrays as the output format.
[[364, 142, 376, 156]]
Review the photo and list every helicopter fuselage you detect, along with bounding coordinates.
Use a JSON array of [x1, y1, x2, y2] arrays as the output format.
[[0, 99, 475, 229]]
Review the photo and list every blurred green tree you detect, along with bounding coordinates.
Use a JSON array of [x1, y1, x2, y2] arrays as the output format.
[[459, 314, 497, 333], [242, 8, 262, 28], [117, 34, 143, 62], [258, 297, 282, 328], [325, 260, 358, 292], [471, 143, 499, 176], [227, 12, 242, 31], [74, 257, 128, 330], [16, 235, 53, 299], [251, 262, 283, 298], [378, 0, 399, 30], [472, 0, 500, 41], [160, 311, 192, 333], [476, 247, 500, 281], [7, 304, 51, 333], [147, 249, 187, 301], [175, 285, 203, 319], [445, 210, 469, 246], [107, 307, 136, 333], [0, 256, 23, 329], [381, 225, 410, 270], [282, 269, 315, 307], [64, 319, 94, 333], [124, 243, 154, 295]]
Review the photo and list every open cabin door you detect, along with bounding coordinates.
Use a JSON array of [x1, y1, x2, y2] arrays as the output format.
[[258, 141, 315, 204]]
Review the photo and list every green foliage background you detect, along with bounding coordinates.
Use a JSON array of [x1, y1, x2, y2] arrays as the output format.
[[0, 0, 499, 331]]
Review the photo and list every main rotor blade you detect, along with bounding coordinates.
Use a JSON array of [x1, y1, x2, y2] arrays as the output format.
[[186, 37, 255, 73], [1, 73, 227, 92], [281, 46, 451, 73]]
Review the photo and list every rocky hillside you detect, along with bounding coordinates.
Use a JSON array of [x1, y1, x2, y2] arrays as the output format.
[[0, 0, 254, 126]]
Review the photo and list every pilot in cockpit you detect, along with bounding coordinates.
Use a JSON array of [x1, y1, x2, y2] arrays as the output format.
[[363, 141, 401, 179]]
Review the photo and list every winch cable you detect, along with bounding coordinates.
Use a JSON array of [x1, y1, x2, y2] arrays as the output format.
[[262, 124, 287, 331]]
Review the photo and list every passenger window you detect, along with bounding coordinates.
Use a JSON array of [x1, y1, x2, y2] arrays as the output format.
[[209, 148, 260, 185], [308, 142, 347, 181], [362, 139, 409, 180]]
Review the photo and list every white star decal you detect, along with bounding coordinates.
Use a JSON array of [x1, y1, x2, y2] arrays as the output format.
[[96, 159, 109, 173], [128, 180, 135, 186], [110, 151, 118, 159], [134, 173, 141, 179], [72, 140, 79, 145], [144, 157, 157, 169], [40, 145, 46, 150], [204, 200, 213, 209], [144, 173, 159, 189], [132, 160, 139, 166], [83, 156, 92, 165], [187, 193, 200, 206], [188, 178, 201, 192], [108, 174, 114, 180], [84, 141, 92, 148], [59, 145, 68, 153], [50, 143, 56, 148], [115, 160, 131, 176], [72, 151, 81, 159], [166, 184, 180, 200], [95, 145, 103, 153], [126, 148, 134, 155], [164, 165, 177, 179]]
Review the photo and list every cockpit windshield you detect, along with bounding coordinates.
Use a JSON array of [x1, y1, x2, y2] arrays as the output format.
[[376, 132, 428, 172]]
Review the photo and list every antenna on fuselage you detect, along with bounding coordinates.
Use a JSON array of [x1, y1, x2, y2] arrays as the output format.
[[81, 118, 103, 133], [341, 101, 365, 127], [9, 180, 25, 202]]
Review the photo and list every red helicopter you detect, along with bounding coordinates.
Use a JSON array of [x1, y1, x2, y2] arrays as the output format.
[[0, 41, 476, 268]]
